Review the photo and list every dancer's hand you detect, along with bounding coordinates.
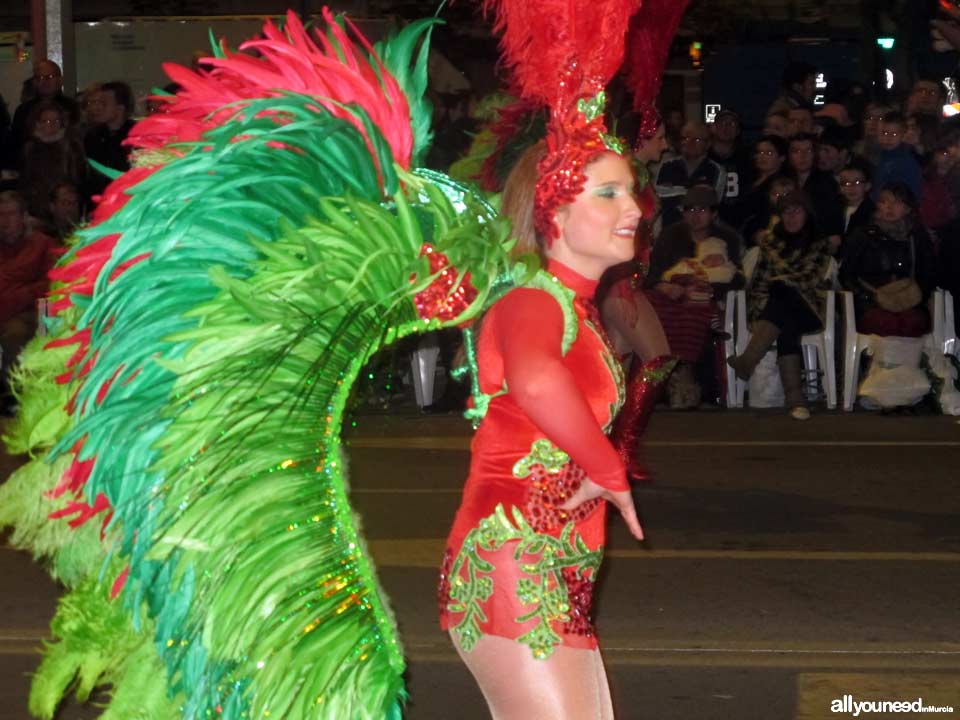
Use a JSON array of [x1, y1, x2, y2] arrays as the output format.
[[560, 479, 645, 541]]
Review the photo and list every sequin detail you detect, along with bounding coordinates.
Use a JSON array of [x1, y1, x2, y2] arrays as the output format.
[[445, 504, 603, 660], [524, 461, 602, 533], [561, 566, 596, 637], [513, 438, 570, 478]]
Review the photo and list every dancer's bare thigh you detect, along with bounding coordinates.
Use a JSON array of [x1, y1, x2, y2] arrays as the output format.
[[450, 631, 614, 720]]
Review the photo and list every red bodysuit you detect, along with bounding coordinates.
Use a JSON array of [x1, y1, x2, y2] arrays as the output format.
[[438, 260, 626, 660]]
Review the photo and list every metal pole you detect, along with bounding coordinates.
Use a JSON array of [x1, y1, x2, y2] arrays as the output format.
[[46, 0, 75, 94]]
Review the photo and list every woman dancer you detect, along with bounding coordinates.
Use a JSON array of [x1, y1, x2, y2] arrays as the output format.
[[439, 137, 643, 719]]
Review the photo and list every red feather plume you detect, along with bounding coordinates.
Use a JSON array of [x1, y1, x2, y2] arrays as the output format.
[[131, 9, 413, 169], [624, 0, 692, 138]]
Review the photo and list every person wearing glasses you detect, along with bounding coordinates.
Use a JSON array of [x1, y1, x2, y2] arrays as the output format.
[[654, 121, 726, 227], [4, 60, 78, 175]]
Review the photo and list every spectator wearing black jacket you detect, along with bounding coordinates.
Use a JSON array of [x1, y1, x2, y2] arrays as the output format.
[[84, 82, 136, 198], [787, 133, 843, 251]]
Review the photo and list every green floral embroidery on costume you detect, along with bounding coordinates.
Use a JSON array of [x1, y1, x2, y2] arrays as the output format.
[[512, 438, 570, 478], [447, 504, 603, 660]]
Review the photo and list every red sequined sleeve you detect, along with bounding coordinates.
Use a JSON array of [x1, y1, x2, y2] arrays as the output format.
[[495, 289, 628, 491]]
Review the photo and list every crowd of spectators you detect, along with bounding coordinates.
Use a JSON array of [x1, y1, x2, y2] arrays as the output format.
[[0, 60, 145, 414], [637, 61, 960, 414], [2, 54, 960, 417]]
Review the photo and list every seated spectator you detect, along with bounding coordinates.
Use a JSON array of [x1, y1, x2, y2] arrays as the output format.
[[17, 101, 88, 220], [654, 121, 725, 227], [45, 182, 84, 241], [740, 174, 796, 247], [873, 112, 923, 203], [817, 126, 853, 178], [728, 191, 831, 420], [919, 133, 957, 234], [0, 190, 59, 411], [839, 159, 875, 244], [708, 109, 752, 228], [787, 133, 843, 248], [839, 182, 936, 338], [84, 81, 136, 198], [645, 186, 744, 408]]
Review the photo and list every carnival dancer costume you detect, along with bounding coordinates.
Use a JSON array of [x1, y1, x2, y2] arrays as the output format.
[[0, 4, 689, 719], [438, 0, 683, 659]]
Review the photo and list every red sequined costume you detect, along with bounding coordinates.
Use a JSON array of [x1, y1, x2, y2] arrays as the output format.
[[438, 260, 625, 659]]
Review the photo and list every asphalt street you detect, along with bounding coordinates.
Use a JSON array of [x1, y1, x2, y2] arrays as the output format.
[[1, 407, 958, 720]]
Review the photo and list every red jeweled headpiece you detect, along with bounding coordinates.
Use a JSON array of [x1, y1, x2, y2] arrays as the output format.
[[482, 0, 642, 243]]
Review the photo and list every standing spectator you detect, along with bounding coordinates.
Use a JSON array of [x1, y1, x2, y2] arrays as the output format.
[[768, 61, 817, 116], [654, 121, 725, 227], [763, 111, 790, 139], [646, 186, 744, 408], [906, 77, 946, 117], [662, 108, 685, 158], [857, 102, 893, 165], [920, 133, 958, 234], [817, 126, 852, 178], [728, 191, 831, 420], [787, 133, 844, 250], [840, 182, 936, 338], [873, 112, 923, 203], [0, 92, 10, 178], [17, 101, 88, 220], [709, 109, 752, 228], [787, 106, 816, 137], [838, 160, 875, 242], [0, 190, 59, 412], [905, 113, 942, 161], [5, 60, 78, 173], [84, 82, 136, 198]]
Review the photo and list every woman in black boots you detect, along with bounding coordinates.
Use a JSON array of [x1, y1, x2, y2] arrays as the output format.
[[728, 191, 832, 419]]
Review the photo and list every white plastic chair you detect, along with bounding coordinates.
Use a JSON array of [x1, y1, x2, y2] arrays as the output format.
[[935, 290, 960, 358], [730, 256, 838, 409], [411, 334, 440, 409], [723, 289, 738, 407], [841, 289, 945, 411]]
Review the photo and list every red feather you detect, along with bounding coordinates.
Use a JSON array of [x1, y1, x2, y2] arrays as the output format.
[[624, 0, 692, 136]]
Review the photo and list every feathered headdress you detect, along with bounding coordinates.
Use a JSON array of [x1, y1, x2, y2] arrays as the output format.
[[482, 0, 643, 241], [624, 0, 692, 140]]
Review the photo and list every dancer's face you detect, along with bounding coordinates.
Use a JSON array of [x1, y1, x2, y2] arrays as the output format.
[[551, 152, 641, 279]]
